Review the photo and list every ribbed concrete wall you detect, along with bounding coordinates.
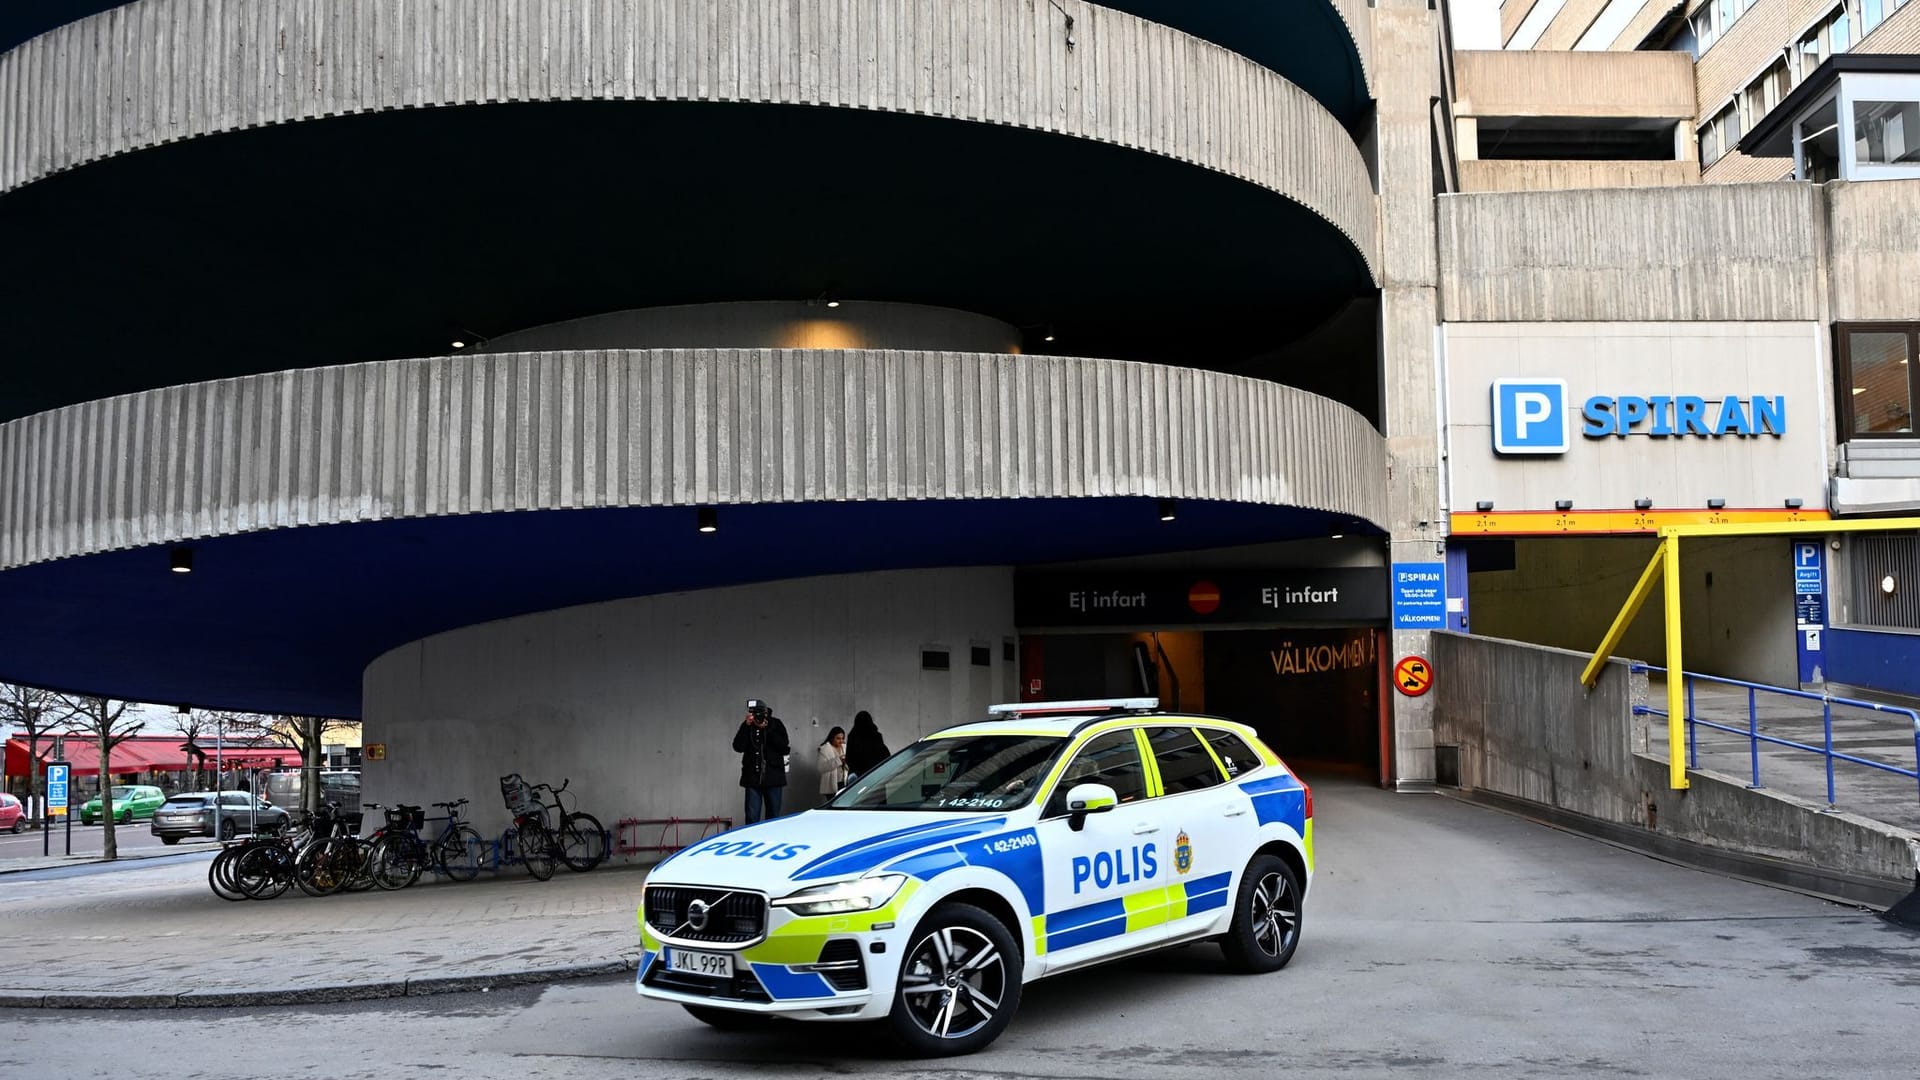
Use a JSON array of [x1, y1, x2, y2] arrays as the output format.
[[1438, 182, 1823, 321], [1333, 0, 1375, 89], [1459, 158, 1701, 192], [1454, 49, 1696, 119], [0, 0, 1377, 275], [1828, 178, 1920, 322], [0, 350, 1388, 571]]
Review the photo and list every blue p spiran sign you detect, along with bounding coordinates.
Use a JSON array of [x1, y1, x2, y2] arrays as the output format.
[[1491, 380, 1569, 456]]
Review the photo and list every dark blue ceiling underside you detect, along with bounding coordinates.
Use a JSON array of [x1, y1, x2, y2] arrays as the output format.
[[0, 498, 1372, 719]]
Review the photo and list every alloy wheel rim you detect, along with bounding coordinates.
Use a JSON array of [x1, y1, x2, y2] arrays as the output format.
[[1250, 871, 1298, 957], [900, 926, 1005, 1040]]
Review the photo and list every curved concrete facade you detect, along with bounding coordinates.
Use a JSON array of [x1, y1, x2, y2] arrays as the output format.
[[0, 0, 1377, 276], [362, 566, 1015, 834], [0, 349, 1389, 571]]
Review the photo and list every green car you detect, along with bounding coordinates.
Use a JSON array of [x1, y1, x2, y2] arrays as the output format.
[[78, 785, 165, 825]]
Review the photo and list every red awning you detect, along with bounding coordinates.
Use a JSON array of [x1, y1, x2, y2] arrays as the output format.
[[4, 736, 302, 778]]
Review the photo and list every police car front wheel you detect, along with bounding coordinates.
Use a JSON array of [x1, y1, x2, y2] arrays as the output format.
[[886, 902, 1022, 1056], [1220, 855, 1302, 974]]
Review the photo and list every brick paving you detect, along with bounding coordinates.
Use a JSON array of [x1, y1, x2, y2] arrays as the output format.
[[0, 853, 648, 1001]]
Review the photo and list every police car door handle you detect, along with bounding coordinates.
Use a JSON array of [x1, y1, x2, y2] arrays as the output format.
[[1132, 823, 1159, 835], [1223, 808, 1248, 817]]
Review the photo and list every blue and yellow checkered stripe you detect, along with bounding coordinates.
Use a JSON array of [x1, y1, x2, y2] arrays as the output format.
[[1033, 871, 1231, 955]]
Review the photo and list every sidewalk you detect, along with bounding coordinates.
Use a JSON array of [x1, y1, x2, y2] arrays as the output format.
[[1648, 676, 1920, 833], [0, 855, 648, 1008], [0, 840, 223, 876]]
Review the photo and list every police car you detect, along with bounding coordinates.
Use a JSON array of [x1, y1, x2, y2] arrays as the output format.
[[635, 699, 1314, 1056]]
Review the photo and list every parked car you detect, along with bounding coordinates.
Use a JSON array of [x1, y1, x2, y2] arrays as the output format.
[[150, 792, 291, 843], [636, 698, 1313, 1056], [77, 785, 165, 825], [0, 793, 23, 833], [265, 769, 361, 816]]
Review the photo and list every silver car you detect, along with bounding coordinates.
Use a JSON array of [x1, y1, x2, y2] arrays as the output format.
[[151, 792, 290, 843]]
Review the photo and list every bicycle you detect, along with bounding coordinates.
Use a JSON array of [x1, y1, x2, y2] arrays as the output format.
[[500, 774, 557, 882], [208, 819, 299, 901], [426, 798, 484, 882], [530, 778, 608, 873], [294, 802, 369, 897], [365, 803, 429, 890]]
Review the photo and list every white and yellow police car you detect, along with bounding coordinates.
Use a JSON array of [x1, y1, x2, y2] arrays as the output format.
[[635, 698, 1314, 1056]]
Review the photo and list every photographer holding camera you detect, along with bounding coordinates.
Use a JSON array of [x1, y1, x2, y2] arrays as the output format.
[[732, 698, 791, 823]]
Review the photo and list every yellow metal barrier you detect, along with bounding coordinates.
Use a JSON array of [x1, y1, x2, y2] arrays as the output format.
[[1581, 516, 1920, 791]]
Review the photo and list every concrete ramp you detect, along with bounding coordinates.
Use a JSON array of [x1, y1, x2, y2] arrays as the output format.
[[1429, 632, 1920, 915]]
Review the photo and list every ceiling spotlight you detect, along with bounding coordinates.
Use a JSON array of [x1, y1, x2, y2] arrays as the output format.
[[450, 340, 466, 349], [1785, 498, 1804, 510], [697, 507, 718, 534], [169, 547, 193, 574], [1330, 532, 1345, 540], [1475, 500, 1494, 512], [1707, 498, 1727, 510], [1634, 498, 1653, 510], [1158, 499, 1177, 523], [1555, 500, 1574, 512], [826, 300, 841, 309]]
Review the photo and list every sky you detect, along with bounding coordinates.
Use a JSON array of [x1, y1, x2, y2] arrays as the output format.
[[1452, 0, 1504, 49]]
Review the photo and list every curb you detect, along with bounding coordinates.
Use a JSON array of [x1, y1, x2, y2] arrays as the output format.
[[0, 956, 639, 1010], [0, 844, 222, 876]]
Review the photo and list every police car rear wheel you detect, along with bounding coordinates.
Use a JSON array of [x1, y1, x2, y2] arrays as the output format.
[[1221, 855, 1302, 973], [887, 903, 1021, 1056]]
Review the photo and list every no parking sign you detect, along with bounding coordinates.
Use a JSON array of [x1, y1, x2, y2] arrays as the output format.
[[1393, 656, 1434, 698]]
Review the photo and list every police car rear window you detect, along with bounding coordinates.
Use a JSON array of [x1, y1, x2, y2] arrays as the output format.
[[1146, 727, 1226, 793], [1200, 729, 1259, 779], [826, 735, 1066, 812]]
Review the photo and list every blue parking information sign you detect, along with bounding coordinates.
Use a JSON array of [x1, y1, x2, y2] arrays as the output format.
[[46, 763, 69, 817], [1392, 563, 1448, 630], [1491, 379, 1570, 455], [1794, 541, 1824, 596]]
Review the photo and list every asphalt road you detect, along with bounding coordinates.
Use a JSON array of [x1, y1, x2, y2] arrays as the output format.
[[0, 820, 221, 861], [3, 784, 1917, 1080]]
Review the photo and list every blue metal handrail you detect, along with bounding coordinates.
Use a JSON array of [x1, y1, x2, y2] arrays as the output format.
[[1630, 664, 1920, 808]]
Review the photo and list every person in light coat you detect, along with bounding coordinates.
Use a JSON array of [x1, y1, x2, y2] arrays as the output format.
[[817, 726, 848, 799]]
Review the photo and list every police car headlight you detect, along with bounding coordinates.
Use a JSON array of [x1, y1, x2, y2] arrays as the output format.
[[770, 873, 907, 916]]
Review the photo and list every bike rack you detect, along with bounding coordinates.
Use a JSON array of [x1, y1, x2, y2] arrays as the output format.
[[613, 816, 732, 855]]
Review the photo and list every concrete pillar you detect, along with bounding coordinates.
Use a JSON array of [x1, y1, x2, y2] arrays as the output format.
[[1376, 0, 1447, 790]]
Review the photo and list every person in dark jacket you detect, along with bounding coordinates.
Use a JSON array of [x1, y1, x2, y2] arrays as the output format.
[[733, 699, 791, 823], [844, 710, 891, 778]]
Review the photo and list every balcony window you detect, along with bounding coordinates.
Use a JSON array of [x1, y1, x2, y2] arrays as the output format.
[[1854, 98, 1920, 165], [1798, 96, 1843, 180], [1836, 325, 1919, 439]]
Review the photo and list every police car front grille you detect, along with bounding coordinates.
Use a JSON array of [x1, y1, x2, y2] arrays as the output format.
[[645, 965, 773, 1002], [645, 886, 767, 943]]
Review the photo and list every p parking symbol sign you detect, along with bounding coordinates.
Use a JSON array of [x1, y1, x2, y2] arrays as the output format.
[[1492, 379, 1569, 456]]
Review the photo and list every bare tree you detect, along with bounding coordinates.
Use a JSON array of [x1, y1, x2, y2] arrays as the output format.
[[0, 683, 65, 825], [62, 696, 143, 860], [171, 709, 218, 791], [272, 715, 353, 816]]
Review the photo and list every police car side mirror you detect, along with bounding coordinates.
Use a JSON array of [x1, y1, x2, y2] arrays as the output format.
[[1064, 783, 1118, 832]]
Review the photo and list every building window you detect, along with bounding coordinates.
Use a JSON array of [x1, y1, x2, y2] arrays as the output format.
[[1691, 0, 1756, 53], [1798, 95, 1843, 181], [1846, 534, 1920, 630], [1702, 101, 1743, 164], [1835, 324, 1919, 439], [1854, 98, 1920, 166]]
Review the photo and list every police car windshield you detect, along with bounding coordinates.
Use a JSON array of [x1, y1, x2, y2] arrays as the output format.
[[826, 735, 1066, 812]]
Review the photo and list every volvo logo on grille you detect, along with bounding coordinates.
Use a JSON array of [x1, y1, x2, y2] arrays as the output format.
[[686, 898, 710, 932]]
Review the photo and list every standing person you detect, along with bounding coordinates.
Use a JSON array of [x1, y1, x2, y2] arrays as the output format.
[[817, 726, 848, 799], [845, 710, 890, 778], [733, 699, 791, 823]]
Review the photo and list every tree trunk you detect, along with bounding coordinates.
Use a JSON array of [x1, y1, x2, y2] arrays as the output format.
[[303, 716, 322, 818], [26, 731, 39, 829], [99, 733, 116, 860]]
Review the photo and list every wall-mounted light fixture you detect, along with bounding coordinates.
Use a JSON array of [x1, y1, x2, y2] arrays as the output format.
[[450, 340, 466, 349], [1882, 574, 1899, 596], [1785, 498, 1804, 509], [1475, 500, 1494, 512], [169, 547, 193, 574], [1158, 499, 1177, 523], [1707, 498, 1727, 510], [1634, 497, 1653, 510], [1555, 500, 1574, 512], [697, 507, 719, 534]]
